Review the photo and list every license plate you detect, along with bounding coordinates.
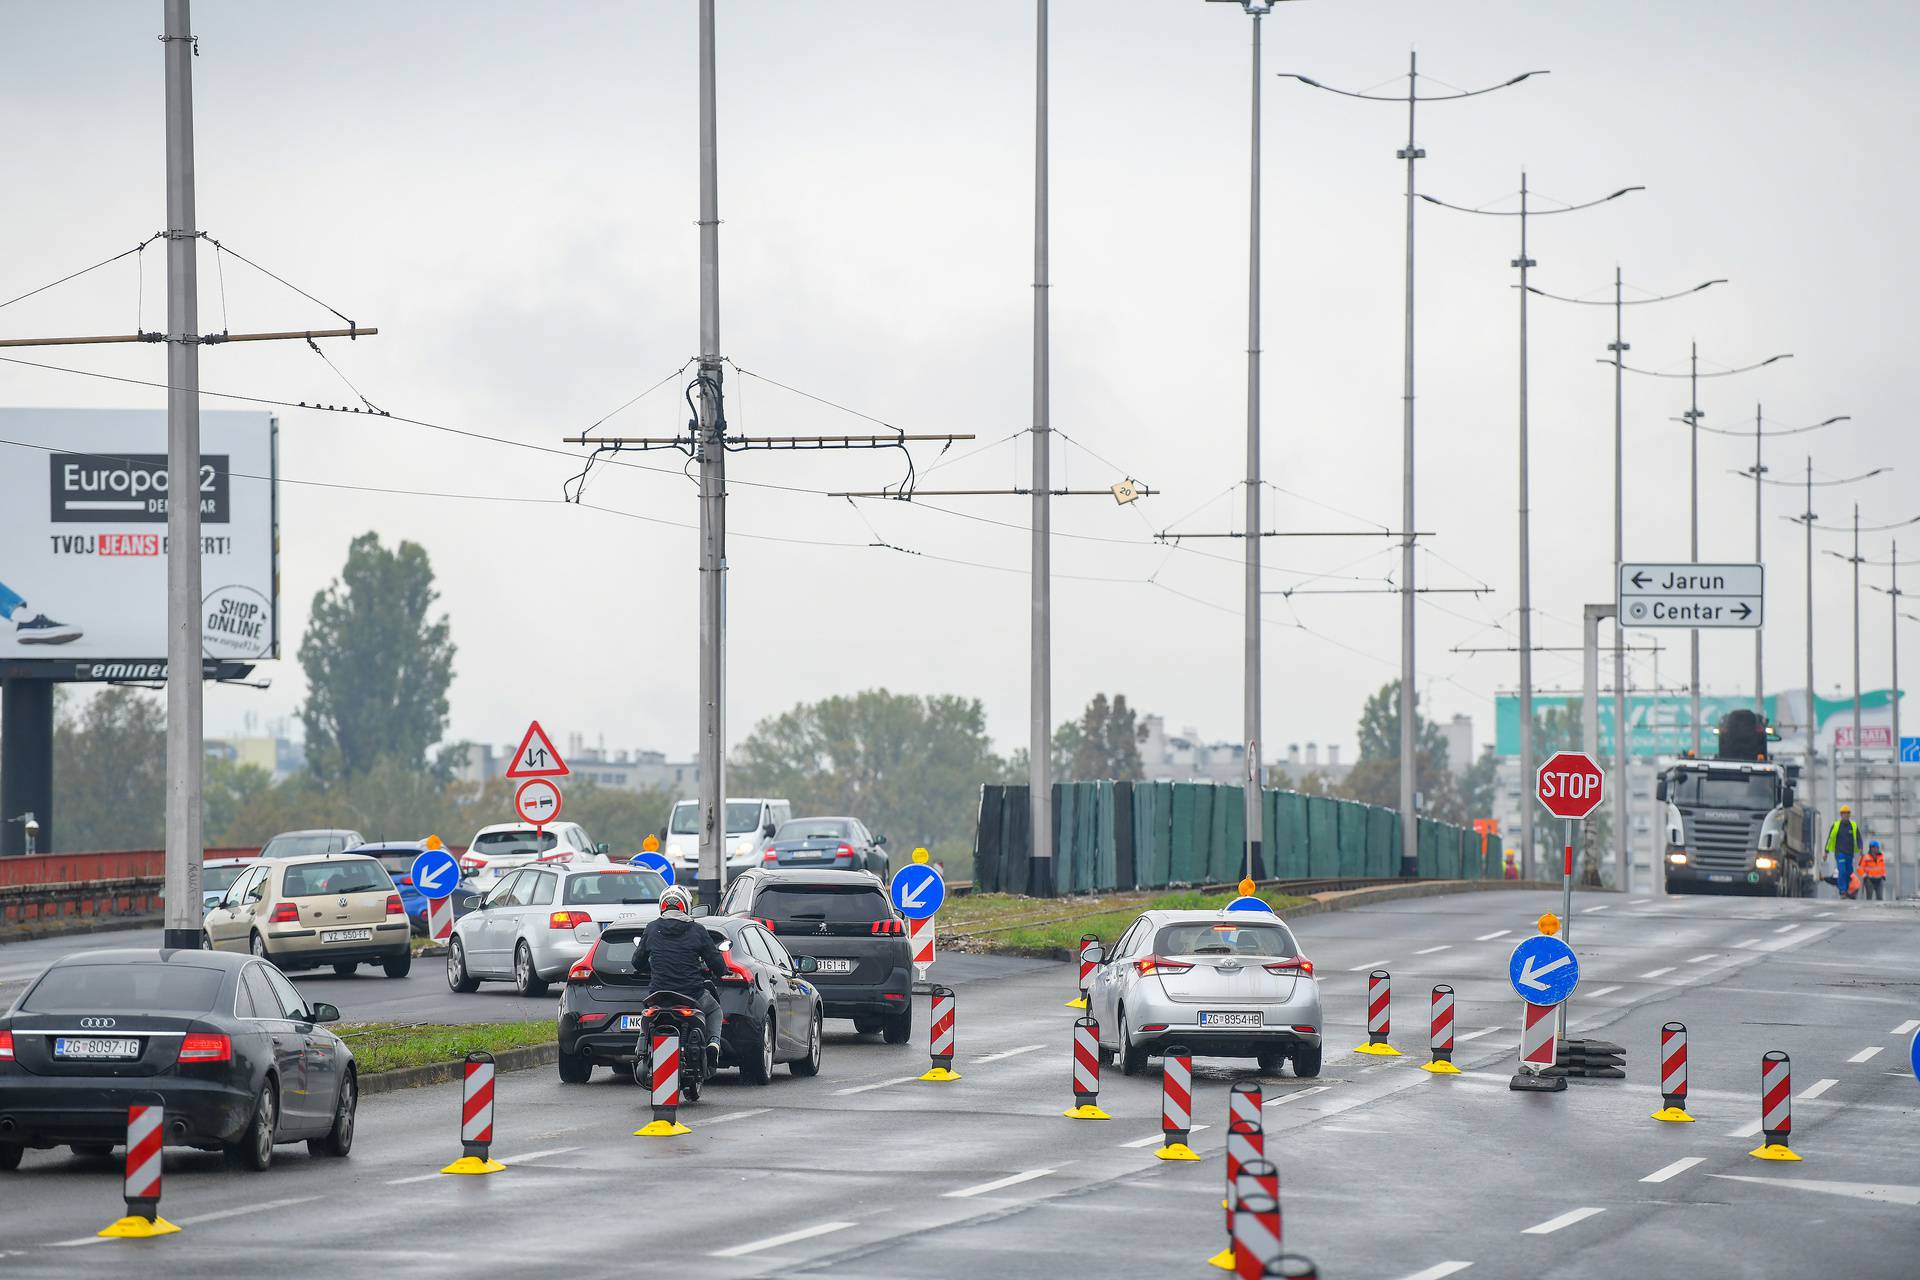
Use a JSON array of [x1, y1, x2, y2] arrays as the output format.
[[793, 851, 823, 860], [54, 1037, 141, 1060], [816, 958, 855, 974], [618, 1015, 647, 1032], [1197, 1011, 1263, 1027], [1707, 874, 1733, 883], [322, 928, 373, 943]]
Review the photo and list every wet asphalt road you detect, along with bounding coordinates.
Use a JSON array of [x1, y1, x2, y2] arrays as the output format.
[[2, 888, 1916, 1279]]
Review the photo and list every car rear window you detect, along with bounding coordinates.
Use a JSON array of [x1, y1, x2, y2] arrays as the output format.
[[472, 830, 555, 857], [756, 884, 889, 923], [202, 864, 251, 894], [282, 860, 392, 897], [23, 963, 225, 1013], [563, 869, 667, 905], [777, 820, 851, 841], [262, 833, 356, 858], [1153, 920, 1297, 957], [594, 926, 731, 975]]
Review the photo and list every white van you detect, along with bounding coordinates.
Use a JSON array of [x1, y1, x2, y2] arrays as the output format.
[[663, 797, 793, 879]]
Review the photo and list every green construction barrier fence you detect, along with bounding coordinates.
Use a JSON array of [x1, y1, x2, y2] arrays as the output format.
[[1306, 797, 1339, 878], [1337, 801, 1368, 876], [1366, 804, 1397, 877]]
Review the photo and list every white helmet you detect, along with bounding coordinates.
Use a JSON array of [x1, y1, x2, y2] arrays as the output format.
[[659, 885, 692, 914]]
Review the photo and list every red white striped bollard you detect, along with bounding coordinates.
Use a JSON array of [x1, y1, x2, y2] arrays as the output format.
[[1209, 1101, 1265, 1269], [636, 1030, 692, 1136], [426, 894, 454, 942], [1750, 1050, 1801, 1160], [1155, 1044, 1198, 1160], [1509, 1001, 1565, 1092], [1653, 1022, 1694, 1122], [1421, 984, 1460, 1074], [920, 985, 960, 1082], [1069, 934, 1099, 1008], [96, 1096, 179, 1238], [1064, 1015, 1109, 1119], [442, 1050, 506, 1173], [1355, 969, 1399, 1055], [1232, 1186, 1283, 1280]]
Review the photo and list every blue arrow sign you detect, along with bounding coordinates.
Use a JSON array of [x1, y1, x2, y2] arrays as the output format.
[[890, 864, 945, 920], [1224, 895, 1273, 914], [633, 851, 675, 886], [1909, 1025, 1918, 1088], [1902, 736, 1920, 764], [408, 847, 461, 901], [1508, 934, 1580, 1006]]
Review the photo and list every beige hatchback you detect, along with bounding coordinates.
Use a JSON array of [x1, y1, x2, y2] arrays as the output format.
[[202, 854, 414, 978]]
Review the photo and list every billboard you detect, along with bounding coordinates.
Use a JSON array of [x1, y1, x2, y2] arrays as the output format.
[[1493, 688, 1902, 758], [0, 408, 277, 664]]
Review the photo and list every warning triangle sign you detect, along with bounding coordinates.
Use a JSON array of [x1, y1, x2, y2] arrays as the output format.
[[505, 720, 569, 779]]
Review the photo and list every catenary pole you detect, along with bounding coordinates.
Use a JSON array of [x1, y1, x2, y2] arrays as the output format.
[[1853, 505, 1863, 814], [1611, 269, 1629, 892], [1243, 6, 1265, 881], [1754, 404, 1766, 710], [1686, 343, 1702, 755], [695, 0, 728, 908], [1516, 174, 1536, 876], [1030, 0, 1051, 889], [1397, 52, 1419, 876], [1890, 545, 1903, 898], [1804, 459, 1818, 834], [162, 0, 205, 949]]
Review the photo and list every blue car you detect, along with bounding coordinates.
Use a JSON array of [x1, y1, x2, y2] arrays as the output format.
[[357, 841, 477, 936]]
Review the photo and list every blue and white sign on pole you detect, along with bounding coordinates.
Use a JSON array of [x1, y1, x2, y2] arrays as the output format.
[[890, 864, 946, 920], [634, 851, 675, 886], [1909, 1024, 1919, 1088], [1901, 736, 1920, 764], [409, 847, 461, 900], [1508, 935, 1580, 1007], [1224, 896, 1274, 914]]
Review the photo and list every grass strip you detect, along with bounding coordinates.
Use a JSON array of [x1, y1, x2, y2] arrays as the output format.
[[336, 1019, 556, 1075]]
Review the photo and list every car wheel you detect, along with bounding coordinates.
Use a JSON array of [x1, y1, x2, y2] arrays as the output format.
[[513, 943, 548, 997], [332, 962, 357, 977], [309, 1068, 356, 1158], [1292, 1043, 1323, 1079], [69, 1143, 113, 1159], [225, 1081, 277, 1171], [853, 1015, 882, 1036], [383, 949, 412, 979], [790, 1008, 823, 1078], [201, 931, 216, 952], [1256, 1048, 1288, 1075], [447, 938, 480, 993], [1118, 1007, 1148, 1077], [742, 1015, 775, 1085], [882, 1006, 912, 1045], [0, 1143, 22, 1171], [249, 932, 271, 962], [557, 1048, 592, 1084]]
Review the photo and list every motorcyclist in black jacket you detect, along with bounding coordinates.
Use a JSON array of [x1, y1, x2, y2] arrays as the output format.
[[634, 885, 728, 1069]]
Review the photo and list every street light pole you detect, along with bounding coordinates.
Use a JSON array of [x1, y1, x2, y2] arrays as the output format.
[[1029, 0, 1051, 891], [694, 0, 729, 910], [1244, 3, 1265, 882]]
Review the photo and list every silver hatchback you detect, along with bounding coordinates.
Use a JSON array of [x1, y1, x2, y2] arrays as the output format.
[[1086, 909, 1322, 1077], [446, 864, 667, 997]]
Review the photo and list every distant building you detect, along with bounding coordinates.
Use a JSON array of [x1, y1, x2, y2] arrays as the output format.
[[204, 734, 304, 782], [1440, 714, 1473, 778], [452, 736, 699, 796], [1136, 715, 1352, 789]]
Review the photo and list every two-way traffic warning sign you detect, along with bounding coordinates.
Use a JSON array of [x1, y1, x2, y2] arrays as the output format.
[[506, 721, 569, 779]]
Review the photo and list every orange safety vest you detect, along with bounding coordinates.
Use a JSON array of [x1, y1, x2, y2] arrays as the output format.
[[1859, 849, 1887, 878]]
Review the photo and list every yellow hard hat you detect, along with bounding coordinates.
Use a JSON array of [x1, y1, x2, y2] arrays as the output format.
[[1840, 804, 1851, 813]]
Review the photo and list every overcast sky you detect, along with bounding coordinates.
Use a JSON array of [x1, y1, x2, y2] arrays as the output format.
[[3, 1, 1914, 768]]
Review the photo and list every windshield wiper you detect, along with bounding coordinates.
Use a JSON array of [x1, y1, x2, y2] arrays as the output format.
[[1191, 945, 1233, 954]]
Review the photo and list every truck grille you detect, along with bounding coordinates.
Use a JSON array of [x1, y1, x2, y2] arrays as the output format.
[[1686, 815, 1759, 871]]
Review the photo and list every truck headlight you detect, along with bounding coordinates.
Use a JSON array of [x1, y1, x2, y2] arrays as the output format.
[[1754, 856, 1777, 871], [1667, 852, 1689, 865]]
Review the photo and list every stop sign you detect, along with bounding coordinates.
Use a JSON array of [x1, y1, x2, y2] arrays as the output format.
[[1536, 751, 1605, 819]]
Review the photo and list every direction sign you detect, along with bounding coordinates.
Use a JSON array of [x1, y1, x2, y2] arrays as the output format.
[[514, 778, 563, 827], [1536, 751, 1605, 820], [1508, 934, 1579, 1006], [1224, 896, 1274, 913], [506, 720, 569, 779], [1901, 737, 1920, 764], [408, 846, 461, 900], [1619, 562, 1763, 629], [634, 850, 675, 886], [890, 863, 945, 920]]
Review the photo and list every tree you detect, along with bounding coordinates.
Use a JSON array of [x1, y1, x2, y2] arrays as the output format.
[[1461, 746, 1499, 819], [731, 690, 1002, 852], [1104, 694, 1144, 782], [51, 687, 166, 851], [1355, 680, 1452, 766], [561, 780, 677, 854], [298, 533, 456, 783], [1343, 680, 1463, 821], [1057, 692, 1146, 781]]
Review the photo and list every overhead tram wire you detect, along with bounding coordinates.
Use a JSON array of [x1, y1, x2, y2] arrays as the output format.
[[0, 234, 165, 313]]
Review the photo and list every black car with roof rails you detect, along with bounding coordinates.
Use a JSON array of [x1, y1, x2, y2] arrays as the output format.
[[0, 948, 357, 1172], [716, 868, 914, 1043]]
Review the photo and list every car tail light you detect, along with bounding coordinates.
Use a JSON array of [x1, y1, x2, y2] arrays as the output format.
[[837, 843, 855, 858], [1141, 1023, 1169, 1033], [178, 1032, 231, 1064], [386, 894, 405, 916], [1291, 1025, 1317, 1034], [0, 1029, 13, 1060], [1264, 957, 1314, 977], [869, 919, 904, 936], [577, 1012, 609, 1026], [549, 910, 593, 930], [1135, 955, 1194, 977], [762, 850, 779, 863], [567, 940, 601, 983], [753, 917, 777, 932], [719, 950, 755, 986], [399, 876, 413, 886], [269, 902, 299, 924], [460, 857, 485, 873], [882, 992, 906, 1002]]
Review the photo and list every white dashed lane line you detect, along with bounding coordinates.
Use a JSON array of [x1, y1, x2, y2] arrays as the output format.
[[1686, 954, 1716, 964], [944, 1168, 1055, 1199], [1727, 1118, 1764, 1138], [1120, 1124, 1208, 1149], [975, 1044, 1045, 1063], [1641, 1157, 1706, 1184], [1774, 923, 1801, 934], [1642, 966, 1676, 979], [702, 1109, 771, 1125], [1415, 945, 1451, 955], [1799, 1079, 1838, 1100], [1584, 986, 1622, 999], [1522, 1206, 1605, 1235], [1580, 904, 1610, 913], [1400, 1262, 1474, 1280], [711, 1222, 853, 1258], [1454, 1026, 1502, 1043], [1475, 930, 1511, 942], [1893, 1019, 1920, 1036], [834, 1074, 925, 1096], [1847, 1046, 1884, 1064], [1347, 959, 1391, 972]]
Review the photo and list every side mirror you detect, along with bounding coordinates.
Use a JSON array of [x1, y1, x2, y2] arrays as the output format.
[[459, 894, 482, 911], [1083, 942, 1106, 965], [308, 1002, 341, 1024], [1782, 786, 1796, 807], [873, 834, 887, 847], [763, 822, 777, 837], [596, 842, 609, 856], [793, 955, 819, 974], [1654, 777, 1668, 802]]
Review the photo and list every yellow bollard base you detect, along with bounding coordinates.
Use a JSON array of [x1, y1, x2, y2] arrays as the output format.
[[440, 1155, 507, 1175], [1651, 1106, 1696, 1123], [1065, 997, 1088, 1009], [1154, 1142, 1201, 1162], [1748, 1143, 1802, 1162], [918, 1067, 963, 1082], [634, 1120, 693, 1137], [1353, 1042, 1401, 1057], [1206, 1246, 1235, 1270], [97, 1214, 181, 1239], [1421, 1060, 1462, 1075], [1062, 1104, 1111, 1120]]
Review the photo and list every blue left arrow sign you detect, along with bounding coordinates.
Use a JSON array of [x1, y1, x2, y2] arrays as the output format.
[[409, 847, 461, 900], [890, 864, 945, 920], [1508, 934, 1579, 1006]]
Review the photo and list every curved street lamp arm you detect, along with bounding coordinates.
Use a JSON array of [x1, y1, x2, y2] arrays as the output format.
[[1813, 512, 1920, 534], [1527, 278, 1727, 306], [1695, 414, 1849, 439], [1610, 353, 1794, 378], [1417, 186, 1642, 217], [1278, 69, 1547, 102]]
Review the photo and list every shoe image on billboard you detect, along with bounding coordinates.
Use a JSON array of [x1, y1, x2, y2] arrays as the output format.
[[15, 614, 82, 645]]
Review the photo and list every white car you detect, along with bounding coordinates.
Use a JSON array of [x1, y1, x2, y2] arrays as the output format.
[[458, 821, 609, 891], [663, 797, 792, 881], [446, 863, 668, 997]]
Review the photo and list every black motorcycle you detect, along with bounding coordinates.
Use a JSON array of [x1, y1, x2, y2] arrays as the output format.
[[633, 990, 713, 1103]]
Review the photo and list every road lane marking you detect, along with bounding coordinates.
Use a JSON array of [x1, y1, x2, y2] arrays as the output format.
[[46, 1195, 321, 1247], [1580, 904, 1610, 914], [1774, 923, 1801, 934], [712, 1222, 854, 1258], [976, 1044, 1045, 1063], [385, 1172, 445, 1185], [1630, 898, 1650, 904], [1641, 1157, 1706, 1184], [1847, 1046, 1884, 1064], [1348, 959, 1390, 972], [1727, 1119, 1764, 1138], [945, 1168, 1055, 1198], [1265, 1085, 1333, 1106], [1415, 945, 1451, 955], [1522, 1206, 1605, 1235], [703, 1108, 772, 1125], [1799, 1079, 1838, 1100], [1475, 930, 1511, 942], [1642, 967, 1676, 978], [1893, 1019, 1920, 1036], [834, 1074, 924, 1095], [1454, 1026, 1501, 1043], [495, 1146, 580, 1164], [1120, 1123, 1209, 1149], [1400, 1264, 1473, 1280], [1708, 1174, 1920, 1206], [1584, 986, 1622, 999], [1686, 954, 1716, 964]]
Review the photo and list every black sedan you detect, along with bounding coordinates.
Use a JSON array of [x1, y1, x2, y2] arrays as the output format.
[[0, 948, 357, 1172], [557, 915, 824, 1085], [759, 816, 889, 876]]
